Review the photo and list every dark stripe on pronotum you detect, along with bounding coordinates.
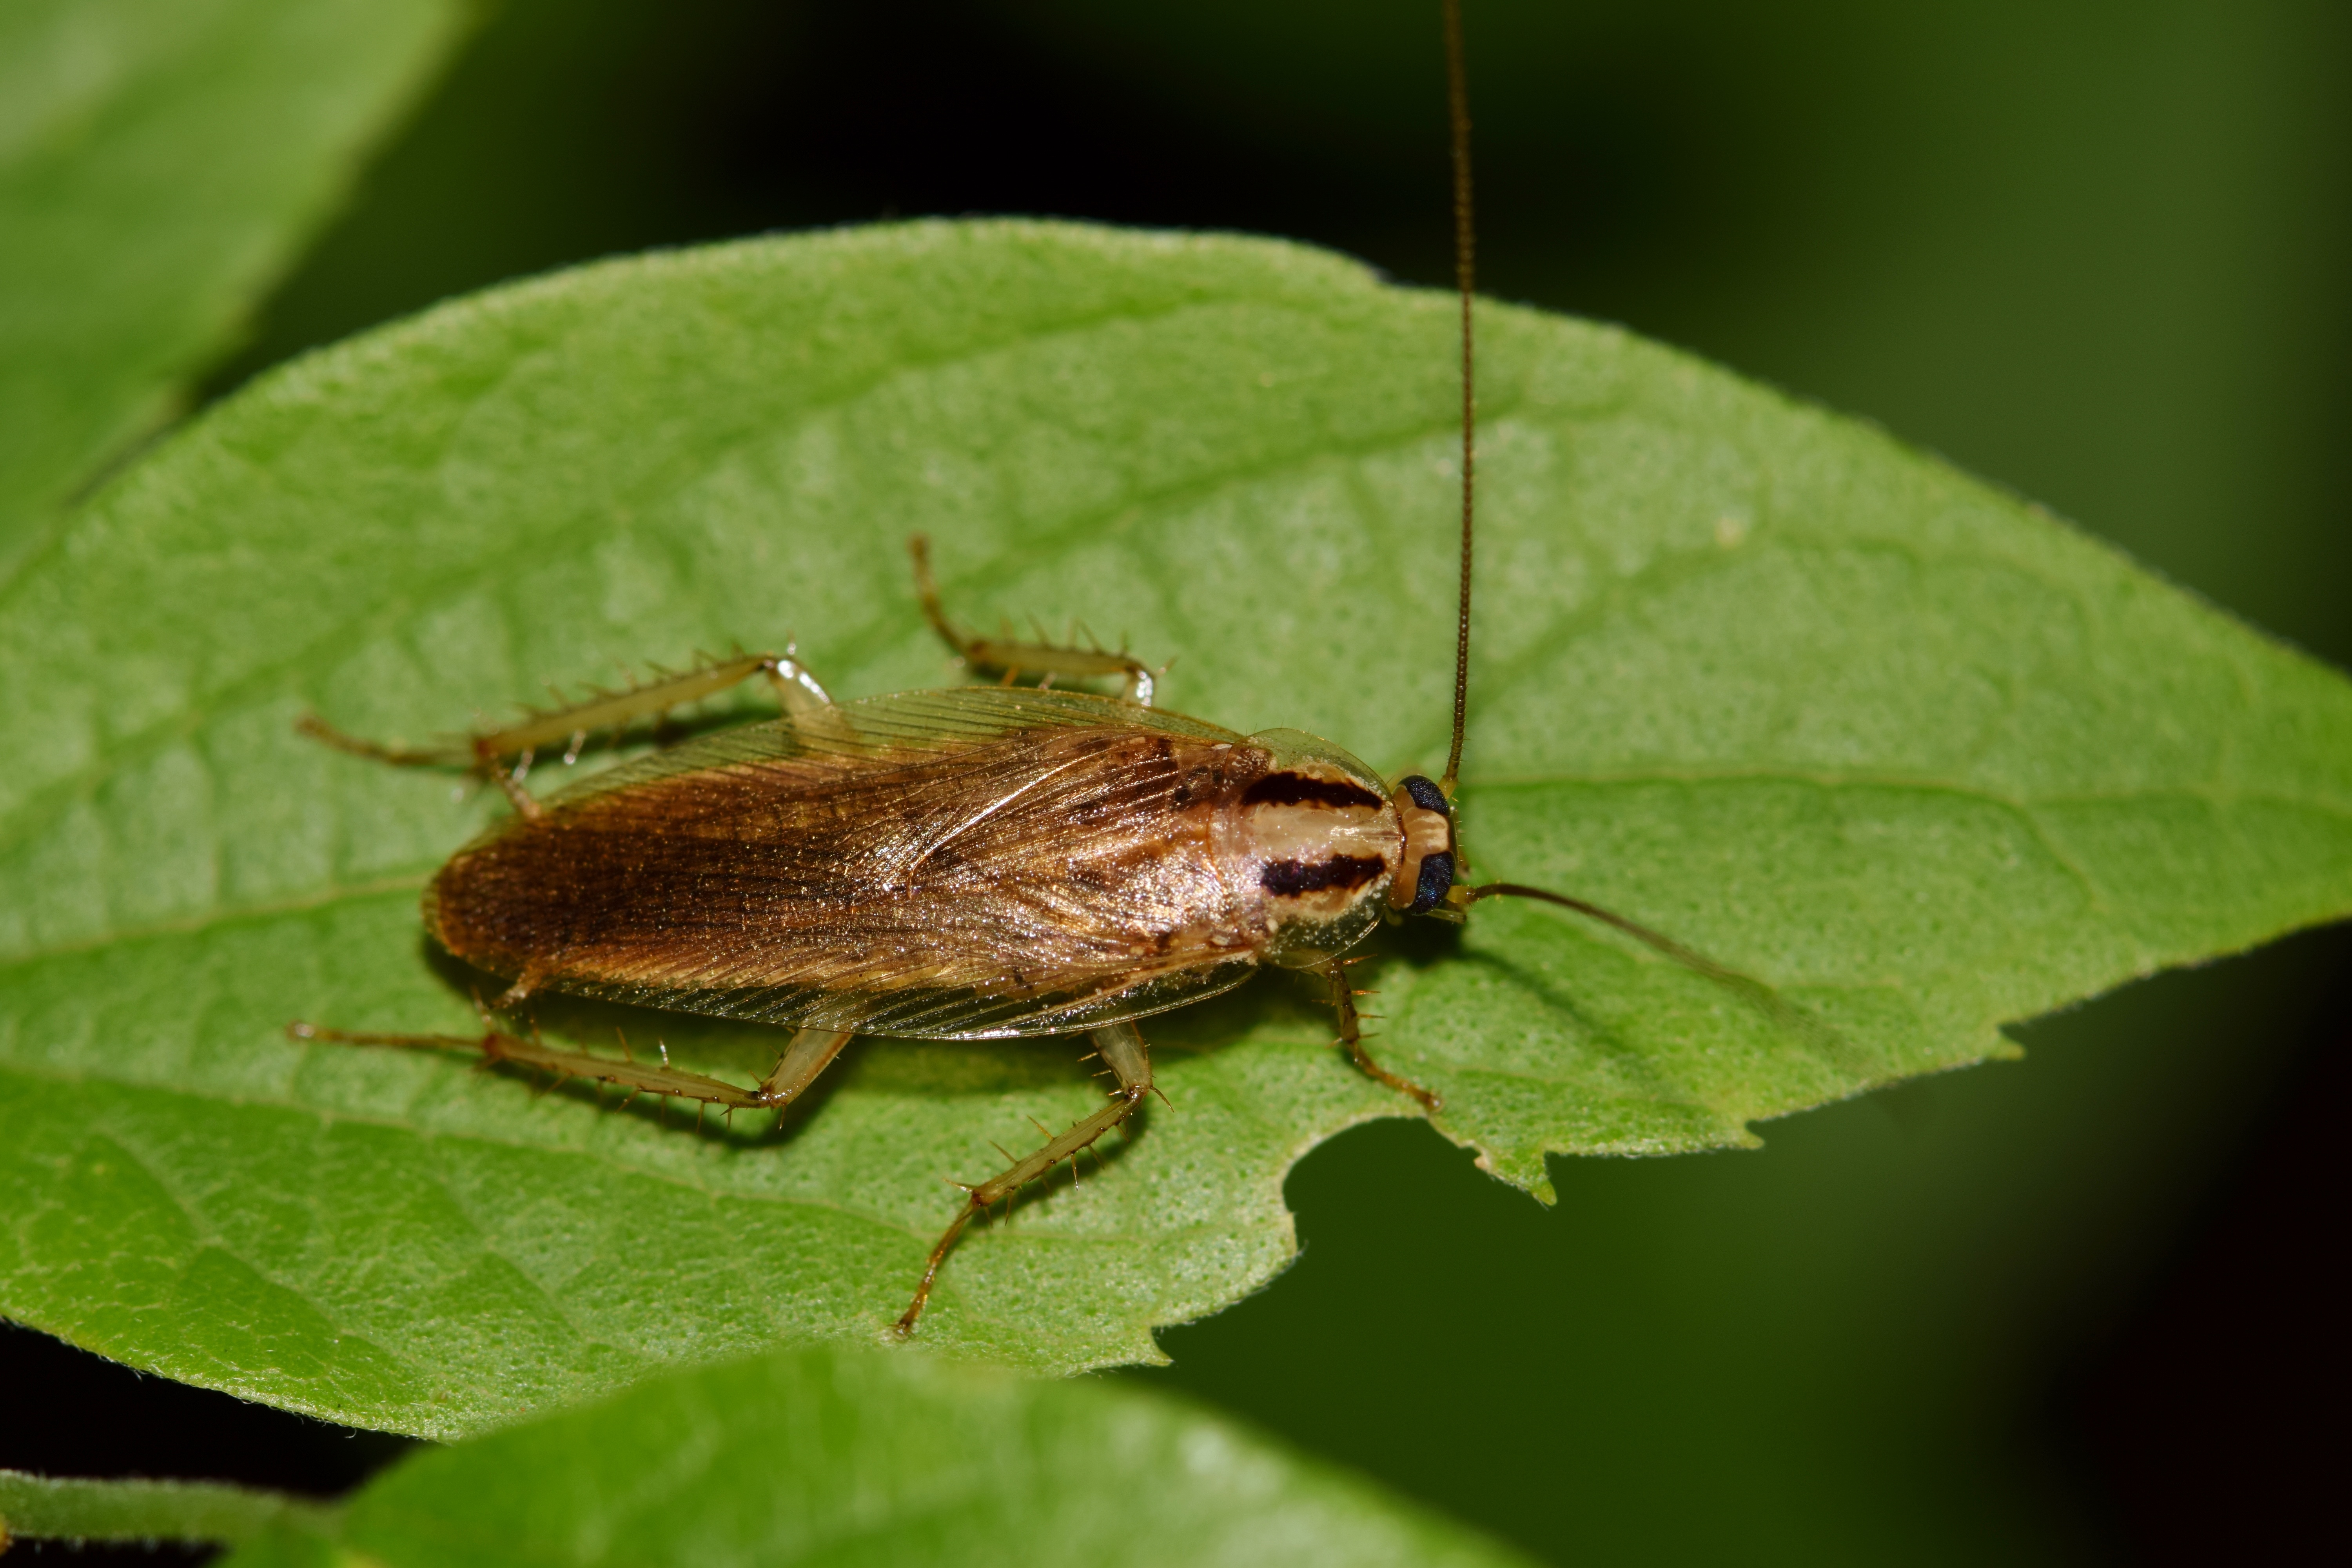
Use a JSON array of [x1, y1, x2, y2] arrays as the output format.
[[1241, 773, 1386, 810], [1261, 855, 1389, 897]]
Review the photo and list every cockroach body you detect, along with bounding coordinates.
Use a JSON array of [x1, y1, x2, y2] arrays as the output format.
[[297, 561, 1474, 1331], [424, 688, 1448, 1040], [292, 0, 1767, 1333]]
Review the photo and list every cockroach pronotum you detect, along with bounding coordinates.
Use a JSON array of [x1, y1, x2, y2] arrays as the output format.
[[289, 0, 1784, 1335]]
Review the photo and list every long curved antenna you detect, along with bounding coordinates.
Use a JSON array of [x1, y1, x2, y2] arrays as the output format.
[[1467, 883, 1753, 992], [1465, 882, 1852, 1062], [1439, 0, 1476, 797]]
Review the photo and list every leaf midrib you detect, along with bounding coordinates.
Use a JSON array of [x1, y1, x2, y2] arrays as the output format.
[[0, 362, 1513, 865], [14, 761, 2339, 976]]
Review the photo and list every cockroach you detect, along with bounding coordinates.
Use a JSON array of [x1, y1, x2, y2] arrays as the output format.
[[289, 0, 1770, 1335]]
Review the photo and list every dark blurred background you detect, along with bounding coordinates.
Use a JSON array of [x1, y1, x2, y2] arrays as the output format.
[[11, 2, 2347, 1562]]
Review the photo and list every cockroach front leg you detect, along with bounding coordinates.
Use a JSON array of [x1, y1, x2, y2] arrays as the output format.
[[909, 534, 1162, 706], [287, 1017, 855, 1129], [895, 1020, 1154, 1336], [1323, 959, 1442, 1113], [298, 649, 835, 795]]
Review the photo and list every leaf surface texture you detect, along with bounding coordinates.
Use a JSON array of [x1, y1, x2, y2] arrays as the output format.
[[3, 223, 2346, 1435]]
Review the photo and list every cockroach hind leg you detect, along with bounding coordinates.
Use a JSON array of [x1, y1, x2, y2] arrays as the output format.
[[289, 1014, 778, 1117], [893, 1021, 1154, 1338]]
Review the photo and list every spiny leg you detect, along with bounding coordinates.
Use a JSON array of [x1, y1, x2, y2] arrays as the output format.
[[1323, 959, 1442, 1113], [297, 649, 835, 780], [895, 1021, 1153, 1336], [908, 534, 1160, 707], [287, 1017, 856, 1123]]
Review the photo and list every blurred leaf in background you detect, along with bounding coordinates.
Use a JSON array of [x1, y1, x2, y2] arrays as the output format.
[[0, 0, 470, 579], [234, 1346, 1535, 1568], [3, 1346, 1532, 1564]]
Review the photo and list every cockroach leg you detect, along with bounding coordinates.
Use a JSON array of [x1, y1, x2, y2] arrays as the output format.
[[761, 650, 834, 716], [755, 1027, 856, 1125], [486, 971, 541, 1012], [295, 650, 835, 776], [485, 753, 541, 821], [895, 1020, 1153, 1336], [456, 652, 833, 763], [285, 1020, 857, 1122], [294, 713, 468, 768], [907, 534, 1161, 707], [1321, 961, 1441, 1114]]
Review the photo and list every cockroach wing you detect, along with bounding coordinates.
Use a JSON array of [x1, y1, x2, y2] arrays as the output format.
[[425, 688, 1281, 1038], [554, 686, 1248, 791]]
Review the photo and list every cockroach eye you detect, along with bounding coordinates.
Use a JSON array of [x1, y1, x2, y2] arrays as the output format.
[[1399, 774, 1450, 813]]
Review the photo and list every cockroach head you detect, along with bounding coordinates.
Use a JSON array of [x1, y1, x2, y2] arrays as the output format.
[[1386, 775, 1457, 918]]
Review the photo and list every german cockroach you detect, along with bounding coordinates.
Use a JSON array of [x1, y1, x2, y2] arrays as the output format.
[[289, 0, 1774, 1336]]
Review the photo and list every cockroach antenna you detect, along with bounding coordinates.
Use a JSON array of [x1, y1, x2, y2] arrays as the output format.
[[1419, 5, 1818, 1045], [1439, 0, 1476, 799]]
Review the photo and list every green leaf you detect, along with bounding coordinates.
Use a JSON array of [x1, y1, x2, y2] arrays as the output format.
[[201, 1344, 1529, 1568], [3, 222, 2347, 1435], [0, 0, 468, 577], [2, 1348, 1521, 1568], [0, 1468, 335, 1549]]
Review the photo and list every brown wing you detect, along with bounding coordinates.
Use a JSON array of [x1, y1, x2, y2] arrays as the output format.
[[425, 688, 1277, 1038]]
